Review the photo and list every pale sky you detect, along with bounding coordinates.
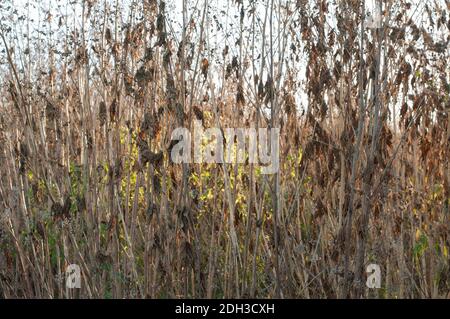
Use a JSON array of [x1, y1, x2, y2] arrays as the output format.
[[1, 0, 448, 116]]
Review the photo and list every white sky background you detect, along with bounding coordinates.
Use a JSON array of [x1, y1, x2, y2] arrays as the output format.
[[1, 0, 308, 109], [1, 0, 448, 117], [2, 0, 448, 68]]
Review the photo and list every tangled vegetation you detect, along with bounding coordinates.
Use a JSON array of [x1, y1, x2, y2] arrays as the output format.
[[0, 0, 449, 298]]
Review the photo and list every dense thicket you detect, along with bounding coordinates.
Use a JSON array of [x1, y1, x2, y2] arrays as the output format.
[[0, 0, 449, 298]]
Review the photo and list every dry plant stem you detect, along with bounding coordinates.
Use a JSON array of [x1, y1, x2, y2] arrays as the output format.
[[342, 0, 366, 298]]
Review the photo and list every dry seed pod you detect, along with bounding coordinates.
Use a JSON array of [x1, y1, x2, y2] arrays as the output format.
[[232, 56, 239, 69], [140, 112, 160, 139], [152, 175, 161, 194], [226, 64, 232, 79], [236, 85, 245, 105], [110, 159, 123, 180], [136, 131, 149, 152], [201, 58, 209, 79], [192, 105, 204, 121], [98, 101, 107, 126], [75, 48, 88, 65], [157, 32, 167, 46], [105, 28, 112, 43], [182, 241, 194, 266], [135, 66, 152, 89], [140, 150, 163, 167], [222, 45, 229, 57], [19, 142, 29, 174], [144, 47, 153, 62], [156, 14, 164, 32], [52, 196, 71, 221], [258, 80, 264, 99], [45, 101, 60, 121], [178, 207, 190, 234], [124, 73, 134, 95], [109, 98, 117, 123], [174, 102, 185, 125], [140, 112, 152, 131]]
